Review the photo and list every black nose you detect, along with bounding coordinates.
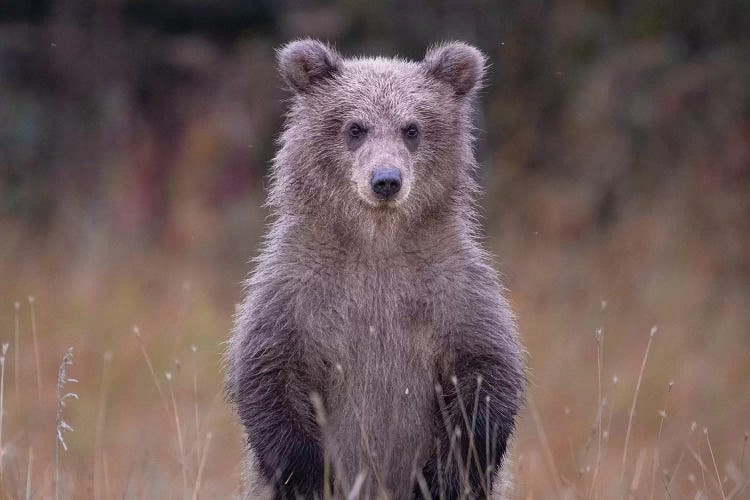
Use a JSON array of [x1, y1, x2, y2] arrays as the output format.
[[371, 168, 402, 200]]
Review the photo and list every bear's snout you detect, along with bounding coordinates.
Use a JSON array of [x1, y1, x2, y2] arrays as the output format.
[[371, 168, 402, 200]]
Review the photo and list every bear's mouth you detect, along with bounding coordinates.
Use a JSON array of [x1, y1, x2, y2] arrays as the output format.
[[354, 181, 410, 209], [358, 192, 407, 209]]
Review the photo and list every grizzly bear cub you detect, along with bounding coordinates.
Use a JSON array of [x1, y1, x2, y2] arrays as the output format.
[[227, 39, 526, 499]]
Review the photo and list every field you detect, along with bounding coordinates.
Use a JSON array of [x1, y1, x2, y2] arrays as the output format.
[[1, 171, 748, 498], [2, 1, 749, 498]]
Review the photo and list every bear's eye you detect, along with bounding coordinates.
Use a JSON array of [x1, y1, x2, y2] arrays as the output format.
[[348, 123, 365, 138], [404, 124, 419, 139]]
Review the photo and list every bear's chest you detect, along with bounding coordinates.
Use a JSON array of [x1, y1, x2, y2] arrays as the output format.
[[291, 255, 455, 491], [292, 254, 453, 359]]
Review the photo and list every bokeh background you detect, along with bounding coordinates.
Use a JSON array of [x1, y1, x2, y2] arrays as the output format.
[[1, 1, 749, 498]]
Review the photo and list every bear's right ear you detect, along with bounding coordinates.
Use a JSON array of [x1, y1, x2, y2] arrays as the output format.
[[277, 39, 341, 94], [422, 42, 486, 97]]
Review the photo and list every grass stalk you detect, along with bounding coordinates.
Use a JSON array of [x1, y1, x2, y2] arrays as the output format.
[[55, 347, 77, 500], [528, 394, 563, 495], [191, 432, 212, 500], [94, 350, 113, 500], [166, 372, 188, 499], [0, 343, 8, 481], [704, 428, 725, 499], [692, 444, 709, 497], [133, 326, 171, 417], [191, 345, 200, 466], [649, 381, 673, 500], [26, 446, 33, 500], [13, 302, 20, 403], [103, 454, 111, 500], [449, 375, 488, 496], [347, 471, 368, 500], [621, 326, 657, 483], [590, 327, 604, 499], [28, 296, 42, 404]]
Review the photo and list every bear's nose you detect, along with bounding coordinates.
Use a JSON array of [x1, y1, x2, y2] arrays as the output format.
[[371, 168, 402, 200]]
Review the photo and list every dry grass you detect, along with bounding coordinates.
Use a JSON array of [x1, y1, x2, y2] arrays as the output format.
[[0, 185, 748, 499]]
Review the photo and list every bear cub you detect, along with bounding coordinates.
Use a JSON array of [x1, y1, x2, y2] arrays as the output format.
[[227, 39, 526, 500]]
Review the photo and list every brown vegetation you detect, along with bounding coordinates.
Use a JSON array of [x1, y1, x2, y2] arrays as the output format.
[[1, 1, 749, 498]]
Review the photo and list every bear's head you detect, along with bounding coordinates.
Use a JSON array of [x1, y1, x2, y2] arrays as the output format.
[[271, 39, 486, 235]]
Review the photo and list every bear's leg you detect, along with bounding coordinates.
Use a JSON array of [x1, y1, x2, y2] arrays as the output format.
[[419, 357, 521, 499], [233, 328, 327, 499]]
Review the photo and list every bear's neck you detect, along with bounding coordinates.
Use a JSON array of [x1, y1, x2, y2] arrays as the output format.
[[276, 210, 475, 259]]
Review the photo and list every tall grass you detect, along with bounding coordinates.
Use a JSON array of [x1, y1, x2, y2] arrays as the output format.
[[621, 326, 657, 483], [28, 296, 42, 404], [1, 267, 747, 498], [0, 342, 8, 480], [55, 347, 77, 500]]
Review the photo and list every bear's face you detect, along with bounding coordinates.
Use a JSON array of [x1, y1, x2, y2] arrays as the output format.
[[274, 40, 485, 230]]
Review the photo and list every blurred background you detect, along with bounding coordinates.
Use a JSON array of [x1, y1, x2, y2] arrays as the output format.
[[1, 1, 749, 498]]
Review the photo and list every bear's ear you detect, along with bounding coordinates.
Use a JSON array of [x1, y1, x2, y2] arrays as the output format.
[[277, 39, 341, 94], [422, 42, 486, 96]]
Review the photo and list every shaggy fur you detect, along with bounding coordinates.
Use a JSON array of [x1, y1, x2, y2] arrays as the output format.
[[226, 39, 526, 499]]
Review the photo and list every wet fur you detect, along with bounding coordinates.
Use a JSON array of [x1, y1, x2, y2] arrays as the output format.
[[226, 40, 526, 499]]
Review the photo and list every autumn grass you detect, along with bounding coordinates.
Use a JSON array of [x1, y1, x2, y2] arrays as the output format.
[[55, 347, 77, 500], [621, 326, 657, 484], [0, 342, 8, 480], [1, 230, 748, 498], [28, 296, 42, 404], [94, 350, 112, 500], [1, 308, 748, 499]]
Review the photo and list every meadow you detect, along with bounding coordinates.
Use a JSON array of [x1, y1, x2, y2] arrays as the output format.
[[2, 2, 749, 497], [1, 172, 748, 498]]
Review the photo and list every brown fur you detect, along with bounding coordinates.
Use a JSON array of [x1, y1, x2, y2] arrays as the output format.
[[227, 39, 526, 499]]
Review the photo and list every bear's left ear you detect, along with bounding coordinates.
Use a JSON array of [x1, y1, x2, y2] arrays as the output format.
[[277, 39, 342, 94], [422, 42, 486, 96]]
